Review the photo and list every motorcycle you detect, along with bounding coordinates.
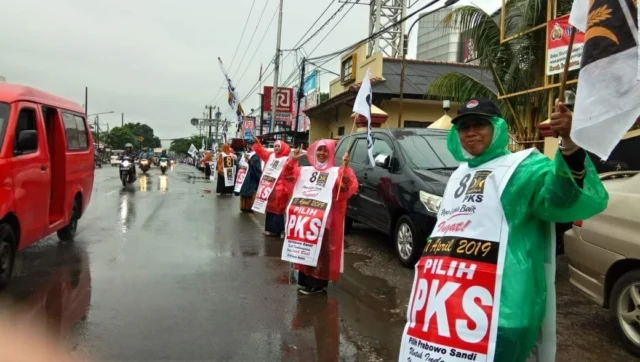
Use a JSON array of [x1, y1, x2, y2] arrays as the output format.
[[119, 156, 136, 187], [159, 157, 169, 175], [139, 158, 151, 174], [95, 156, 102, 168]]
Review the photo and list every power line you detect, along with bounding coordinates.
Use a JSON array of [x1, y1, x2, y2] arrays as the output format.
[[295, 0, 351, 51], [206, 0, 257, 106], [235, 6, 279, 85], [238, 1, 341, 104], [231, 0, 271, 78]]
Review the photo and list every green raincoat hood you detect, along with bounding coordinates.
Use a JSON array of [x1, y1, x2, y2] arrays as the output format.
[[447, 116, 511, 168]]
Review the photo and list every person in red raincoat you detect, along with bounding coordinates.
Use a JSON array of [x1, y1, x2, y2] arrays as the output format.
[[252, 138, 292, 236], [281, 139, 358, 294]]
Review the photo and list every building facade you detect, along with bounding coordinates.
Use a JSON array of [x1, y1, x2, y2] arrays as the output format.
[[304, 44, 495, 142], [416, 8, 461, 62]]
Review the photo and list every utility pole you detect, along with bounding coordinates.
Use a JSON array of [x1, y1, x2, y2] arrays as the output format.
[[95, 115, 100, 145], [121, 113, 124, 127], [84, 87, 88, 117], [207, 105, 213, 150], [294, 58, 306, 146], [270, 0, 284, 134], [214, 107, 220, 147]]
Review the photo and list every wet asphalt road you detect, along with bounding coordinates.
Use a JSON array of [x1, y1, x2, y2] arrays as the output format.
[[0, 163, 638, 361]]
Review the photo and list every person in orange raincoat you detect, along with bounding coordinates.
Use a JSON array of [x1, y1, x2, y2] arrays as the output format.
[[203, 151, 214, 178], [252, 139, 292, 236], [216, 144, 236, 195], [281, 139, 358, 294]]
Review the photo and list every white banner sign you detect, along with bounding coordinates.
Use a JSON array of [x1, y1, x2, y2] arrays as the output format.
[[281, 166, 339, 267], [252, 154, 288, 213], [209, 160, 217, 182], [222, 153, 236, 187], [234, 152, 253, 193]]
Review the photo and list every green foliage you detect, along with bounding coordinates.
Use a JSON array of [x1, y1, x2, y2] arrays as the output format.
[[107, 127, 136, 150], [428, 0, 574, 141], [170, 135, 206, 155]]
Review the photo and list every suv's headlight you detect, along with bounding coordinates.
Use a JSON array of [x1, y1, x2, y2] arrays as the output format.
[[420, 191, 442, 213]]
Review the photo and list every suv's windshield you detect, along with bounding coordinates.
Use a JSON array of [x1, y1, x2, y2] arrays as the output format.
[[397, 134, 459, 169], [0, 102, 9, 150]]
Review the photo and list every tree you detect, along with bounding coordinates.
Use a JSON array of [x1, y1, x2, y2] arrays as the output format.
[[170, 135, 206, 155], [427, 0, 574, 142], [122, 122, 162, 149], [107, 127, 136, 150]]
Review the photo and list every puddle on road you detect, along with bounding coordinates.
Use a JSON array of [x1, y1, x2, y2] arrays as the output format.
[[270, 249, 405, 361]]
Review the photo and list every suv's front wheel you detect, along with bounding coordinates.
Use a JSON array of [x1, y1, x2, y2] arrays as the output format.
[[394, 215, 424, 268]]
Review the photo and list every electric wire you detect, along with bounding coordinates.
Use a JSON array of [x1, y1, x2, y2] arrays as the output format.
[[206, 0, 257, 106], [231, 0, 271, 78]]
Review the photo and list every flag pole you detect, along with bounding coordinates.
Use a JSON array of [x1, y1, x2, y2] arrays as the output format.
[[336, 114, 358, 201], [558, 26, 577, 104], [555, 26, 576, 137]]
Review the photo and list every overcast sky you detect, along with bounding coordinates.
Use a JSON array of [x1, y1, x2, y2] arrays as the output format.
[[0, 0, 499, 139]]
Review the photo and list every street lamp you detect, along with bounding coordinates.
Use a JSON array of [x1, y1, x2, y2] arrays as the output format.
[[397, 0, 460, 126]]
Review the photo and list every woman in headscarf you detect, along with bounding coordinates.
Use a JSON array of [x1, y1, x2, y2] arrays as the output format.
[[252, 138, 292, 236], [281, 140, 358, 294], [216, 144, 236, 195], [235, 142, 262, 212], [203, 151, 213, 178]]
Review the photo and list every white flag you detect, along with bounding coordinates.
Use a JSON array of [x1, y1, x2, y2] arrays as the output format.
[[352, 68, 375, 167], [569, 0, 640, 160], [218, 57, 244, 126], [188, 144, 197, 156]]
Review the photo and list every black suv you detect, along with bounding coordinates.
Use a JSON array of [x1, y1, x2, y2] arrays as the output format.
[[335, 128, 458, 267]]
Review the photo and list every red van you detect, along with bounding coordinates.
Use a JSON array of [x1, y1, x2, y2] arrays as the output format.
[[0, 83, 95, 287]]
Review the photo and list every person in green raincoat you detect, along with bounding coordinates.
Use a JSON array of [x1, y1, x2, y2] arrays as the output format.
[[400, 97, 608, 362]]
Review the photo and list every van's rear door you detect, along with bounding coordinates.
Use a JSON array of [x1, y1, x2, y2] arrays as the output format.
[[10, 102, 50, 247]]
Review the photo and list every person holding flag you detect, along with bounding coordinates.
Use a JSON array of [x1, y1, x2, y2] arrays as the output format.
[[398, 97, 608, 362], [252, 138, 292, 237], [281, 140, 358, 295]]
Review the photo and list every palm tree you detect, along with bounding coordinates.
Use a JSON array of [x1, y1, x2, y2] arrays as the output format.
[[428, 0, 573, 143]]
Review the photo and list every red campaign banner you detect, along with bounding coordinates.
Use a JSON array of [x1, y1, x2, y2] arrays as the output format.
[[285, 202, 327, 245], [263, 86, 294, 113], [547, 15, 585, 75], [405, 237, 500, 360]]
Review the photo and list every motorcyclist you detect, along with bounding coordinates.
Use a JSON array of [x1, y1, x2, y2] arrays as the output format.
[[159, 149, 169, 160], [121, 143, 137, 181]]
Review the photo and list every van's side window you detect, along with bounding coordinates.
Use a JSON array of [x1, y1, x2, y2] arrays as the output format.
[[351, 139, 369, 165], [73, 115, 89, 149], [335, 136, 350, 164], [14, 107, 38, 154], [372, 137, 394, 161], [62, 112, 80, 149]]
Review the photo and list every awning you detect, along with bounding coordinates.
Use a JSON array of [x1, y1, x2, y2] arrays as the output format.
[[351, 104, 388, 118], [427, 114, 452, 130]]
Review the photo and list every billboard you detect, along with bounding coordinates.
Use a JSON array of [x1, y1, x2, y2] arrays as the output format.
[[303, 71, 318, 95], [263, 86, 294, 113], [546, 15, 585, 76]]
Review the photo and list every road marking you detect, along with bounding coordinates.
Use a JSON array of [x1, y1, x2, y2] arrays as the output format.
[[106, 189, 118, 195]]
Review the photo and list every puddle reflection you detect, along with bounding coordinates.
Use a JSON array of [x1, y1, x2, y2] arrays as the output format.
[[287, 295, 344, 361], [2, 243, 91, 341], [118, 192, 136, 233], [158, 175, 168, 192]]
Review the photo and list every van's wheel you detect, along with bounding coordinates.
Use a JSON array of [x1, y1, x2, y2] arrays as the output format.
[[610, 270, 640, 356], [344, 217, 353, 235], [0, 223, 17, 289], [57, 199, 80, 242], [394, 215, 424, 268]]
